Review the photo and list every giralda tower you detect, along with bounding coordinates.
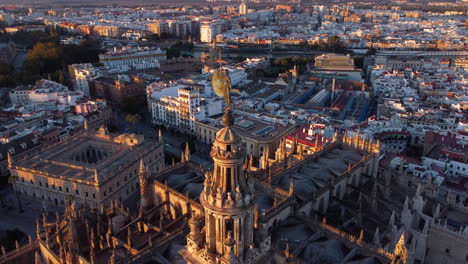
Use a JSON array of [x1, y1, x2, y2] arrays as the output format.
[[182, 101, 270, 264]]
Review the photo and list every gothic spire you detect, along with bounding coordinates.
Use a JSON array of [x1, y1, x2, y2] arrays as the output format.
[[373, 227, 380, 247], [127, 227, 132, 248], [184, 142, 191, 162], [36, 219, 41, 239], [7, 152, 13, 167], [139, 159, 145, 173], [433, 203, 440, 219], [288, 179, 294, 196], [415, 183, 422, 198], [403, 196, 409, 211], [139, 159, 153, 209], [372, 181, 378, 197], [94, 169, 99, 184], [393, 232, 408, 264], [243, 156, 249, 171], [158, 128, 163, 143]]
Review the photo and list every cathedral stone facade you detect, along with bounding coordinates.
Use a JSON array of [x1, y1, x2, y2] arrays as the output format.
[[6, 104, 466, 264]]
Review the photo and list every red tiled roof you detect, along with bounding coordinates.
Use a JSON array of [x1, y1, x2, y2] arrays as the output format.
[[285, 124, 332, 148], [444, 176, 468, 192]]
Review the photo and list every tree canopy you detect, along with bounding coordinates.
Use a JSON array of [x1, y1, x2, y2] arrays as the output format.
[[166, 41, 194, 59], [16, 39, 103, 85]]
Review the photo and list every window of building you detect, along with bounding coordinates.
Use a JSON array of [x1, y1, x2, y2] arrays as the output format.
[[39, 182, 42, 187], [75, 190, 79, 195], [21, 178, 24, 183], [92, 193, 96, 199], [86, 192, 88, 197], [52, 185, 55, 190], [66, 187, 69, 193], [45, 183, 49, 188], [103, 191, 106, 197], [59, 186, 62, 191]]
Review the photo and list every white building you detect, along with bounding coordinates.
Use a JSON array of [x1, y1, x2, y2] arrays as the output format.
[[147, 83, 224, 132], [200, 22, 215, 43], [9, 79, 77, 106], [200, 20, 223, 43], [148, 87, 200, 132], [99, 46, 166, 69], [9, 85, 32, 105], [204, 66, 248, 88], [239, 0, 248, 15], [70, 63, 102, 97], [167, 20, 192, 38]]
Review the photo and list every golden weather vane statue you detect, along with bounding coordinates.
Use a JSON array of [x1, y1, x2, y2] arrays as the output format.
[[211, 68, 240, 126], [212, 68, 242, 111]]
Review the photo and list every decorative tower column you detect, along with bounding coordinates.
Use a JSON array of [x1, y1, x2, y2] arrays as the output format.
[[201, 108, 255, 260], [139, 160, 153, 210], [182, 68, 269, 264]]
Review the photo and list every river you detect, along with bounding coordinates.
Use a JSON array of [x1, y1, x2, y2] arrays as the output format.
[[184, 49, 327, 62]]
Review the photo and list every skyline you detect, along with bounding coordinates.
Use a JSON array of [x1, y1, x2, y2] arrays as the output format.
[[0, 1, 466, 264]]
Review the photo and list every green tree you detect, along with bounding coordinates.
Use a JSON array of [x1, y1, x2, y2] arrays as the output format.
[[122, 97, 140, 114], [0, 19, 7, 29], [125, 114, 140, 131], [0, 192, 5, 207], [144, 34, 160, 41], [165, 41, 194, 59], [0, 62, 13, 75], [23, 42, 61, 75], [8, 175, 23, 213], [0, 75, 15, 87], [0, 61, 15, 87], [328, 35, 341, 46], [51, 70, 65, 84], [18, 38, 104, 84], [65, 194, 75, 203]]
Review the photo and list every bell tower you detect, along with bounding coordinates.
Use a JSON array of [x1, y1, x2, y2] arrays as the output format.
[[182, 69, 270, 264], [182, 108, 269, 263], [201, 109, 255, 260]]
